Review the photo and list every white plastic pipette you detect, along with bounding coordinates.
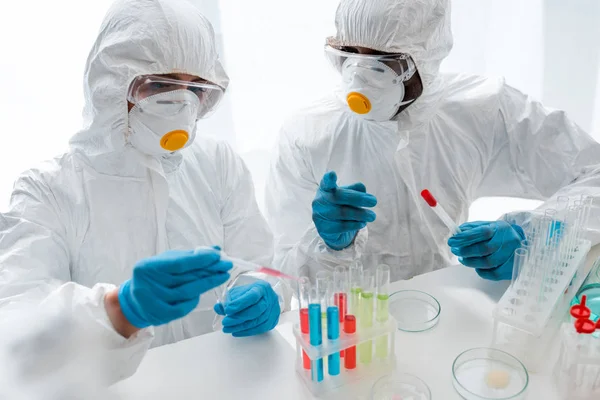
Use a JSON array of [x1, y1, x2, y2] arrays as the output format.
[[194, 247, 300, 281], [421, 189, 462, 235], [220, 254, 300, 282]]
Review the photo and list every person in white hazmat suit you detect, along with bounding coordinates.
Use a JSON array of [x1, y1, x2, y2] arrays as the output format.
[[266, 0, 600, 283], [0, 0, 283, 383]]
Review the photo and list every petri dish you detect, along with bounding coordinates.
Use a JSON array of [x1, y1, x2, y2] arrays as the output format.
[[452, 348, 529, 400], [575, 284, 600, 321], [388, 290, 441, 332], [370, 372, 431, 400]]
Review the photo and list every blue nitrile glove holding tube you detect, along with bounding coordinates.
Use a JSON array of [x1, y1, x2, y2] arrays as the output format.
[[448, 221, 526, 281], [118, 248, 232, 328], [214, 280, 280, 337], [312, 171, 378, 250]]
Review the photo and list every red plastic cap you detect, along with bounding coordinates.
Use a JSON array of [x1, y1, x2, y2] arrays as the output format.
[[571, 295, 591, 319], [344, 314, 356, 334], [575, 318, 596, 334], [421, 189, 437, 207]]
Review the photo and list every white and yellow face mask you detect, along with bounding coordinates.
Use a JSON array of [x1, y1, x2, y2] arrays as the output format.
[[126, 75, 225, 155], [325, 46, 417, 122], [128, 90, 200, 155]]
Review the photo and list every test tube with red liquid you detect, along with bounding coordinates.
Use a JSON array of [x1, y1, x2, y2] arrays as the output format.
[[333, 266, 348, 358], [344, 315, 357, 369], [298, 277, 311, 370]]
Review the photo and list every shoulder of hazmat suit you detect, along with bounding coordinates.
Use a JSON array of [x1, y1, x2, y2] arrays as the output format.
[[266, 0, 600, 282], [0, 0, 274, 383]]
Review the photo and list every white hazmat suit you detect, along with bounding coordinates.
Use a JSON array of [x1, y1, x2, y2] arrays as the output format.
[[266, 0, 600, 282], [0, 0, 273, 382]]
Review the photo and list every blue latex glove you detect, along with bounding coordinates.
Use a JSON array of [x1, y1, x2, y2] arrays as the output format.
[[214, 280, 280, 337], [312, 171, 377, 250], [447, 221, 526, 281], [118, 248, 232, 328]]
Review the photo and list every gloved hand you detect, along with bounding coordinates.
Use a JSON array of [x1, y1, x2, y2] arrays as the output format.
[[447, 221, 526, 281], [118, 248, 232, 328], [312, 171, 377, 250], [214, 280, 280, 337]]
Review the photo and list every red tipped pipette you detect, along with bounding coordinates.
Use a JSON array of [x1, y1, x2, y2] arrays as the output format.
[[421, 189, 462, 235], [194, 247, 300, 281]]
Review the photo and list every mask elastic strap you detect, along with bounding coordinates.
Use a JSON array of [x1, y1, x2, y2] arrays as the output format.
[[398, 98, 416, 107]]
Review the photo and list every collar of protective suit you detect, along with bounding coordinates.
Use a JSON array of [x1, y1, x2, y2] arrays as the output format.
[[67, 0, 229, 177]]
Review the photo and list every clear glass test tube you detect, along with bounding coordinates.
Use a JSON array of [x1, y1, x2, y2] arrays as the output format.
[[298, 277, 311, 370], [316, 271, 330, 319], [556, 196, 570, 214], [333, 266, 348, 323], [359, 269, 374, 365], [512, 248, 528, 289], [375, 264, 390, 359], [349, 261, 363, 316]]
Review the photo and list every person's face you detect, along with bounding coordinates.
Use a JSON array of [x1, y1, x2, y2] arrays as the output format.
[[127, 73, 208, 112], [339, 46, 423, 115]]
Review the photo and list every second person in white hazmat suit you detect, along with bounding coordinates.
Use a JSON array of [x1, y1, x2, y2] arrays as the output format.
[[0, 0, 283, 382], [266, 0, 600, 282]]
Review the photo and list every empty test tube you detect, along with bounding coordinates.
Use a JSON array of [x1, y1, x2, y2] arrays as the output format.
[[349, 261, 363, 315], [511, 248, 528, 289], [298, 277, 311, 370], [375, 264, 390, 359], [359, 269, 374, 365], [326, 287, 341, 376], [556, 196, 570, 213], [316, 271, 330, 319]]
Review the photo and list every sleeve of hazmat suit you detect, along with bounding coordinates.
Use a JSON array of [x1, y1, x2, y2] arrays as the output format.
[[475, 83, 600, 245], [265, 127, 368, 281], [0, 169, 154, 384]]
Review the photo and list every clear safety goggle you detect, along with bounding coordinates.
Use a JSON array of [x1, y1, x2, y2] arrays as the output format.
[[324, 45, 417, 82], [127, 75, 225, 119]]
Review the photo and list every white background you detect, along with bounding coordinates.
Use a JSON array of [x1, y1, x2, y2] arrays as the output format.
[[1, 0, 599, 219]]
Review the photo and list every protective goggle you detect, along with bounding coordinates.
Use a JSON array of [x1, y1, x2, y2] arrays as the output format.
[[127, 75, 225, 119], [324, 45, 417, 83]]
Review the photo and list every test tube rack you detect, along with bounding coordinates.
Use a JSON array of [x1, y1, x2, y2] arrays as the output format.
[[492, 235, 591, 372], [293, 317, 397, 396], [553, 323, 600, 399]]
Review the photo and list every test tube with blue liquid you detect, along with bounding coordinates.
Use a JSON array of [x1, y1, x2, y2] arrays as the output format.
[[309, 285, 324, 382], [326, 283, 341, 376]]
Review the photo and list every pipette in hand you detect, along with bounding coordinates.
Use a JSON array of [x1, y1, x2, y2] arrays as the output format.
[[420, 189, 462, 235], [219, 253, 300, 282]]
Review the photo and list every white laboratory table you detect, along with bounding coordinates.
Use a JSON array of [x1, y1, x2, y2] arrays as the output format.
[[113, 246, 600, 400]]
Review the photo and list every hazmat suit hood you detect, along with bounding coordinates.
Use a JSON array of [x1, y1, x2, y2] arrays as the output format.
[[328, 0, 453, 90], [69, 0, 229, 160]]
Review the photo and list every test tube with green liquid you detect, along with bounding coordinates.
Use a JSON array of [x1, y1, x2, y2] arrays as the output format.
[[349, 261, 363, 315], [375, 264, 390, 359], [359, 269, 374, 365]]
